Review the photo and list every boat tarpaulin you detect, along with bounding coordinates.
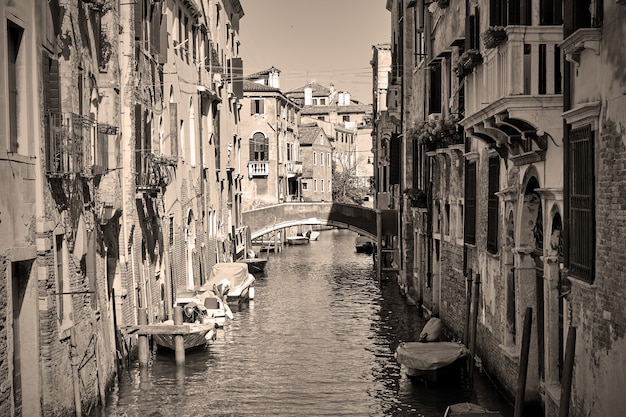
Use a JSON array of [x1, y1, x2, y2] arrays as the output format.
[[207, 262, 249, 287], [395, 341, 469, 371]]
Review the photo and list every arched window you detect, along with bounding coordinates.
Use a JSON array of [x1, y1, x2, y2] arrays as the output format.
[[250, 132, 268, 161]]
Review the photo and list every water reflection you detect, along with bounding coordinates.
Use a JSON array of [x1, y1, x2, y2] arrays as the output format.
[[93, 229, 512, 417]]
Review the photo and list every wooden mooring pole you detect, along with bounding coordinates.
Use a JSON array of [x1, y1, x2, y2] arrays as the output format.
[[138, 308, 149, 367], [174, 306, 185, 365], [463, 269, 473, 346], [69, 327, 82, 417], [559, 326, 576, 417], [514, 307, 533, 417], [469, 273, 480, 381]]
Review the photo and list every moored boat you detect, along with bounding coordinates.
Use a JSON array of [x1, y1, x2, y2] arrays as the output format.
[[176, 288, 230, 327], [355, 235, 374, 254], [443, 402, 502, 416], [286, 234, 310, 245], [152, 322, 217, 351], [306, 230, 321, 241], [206, 262, 256, 307], [395, 341, 469, 384], [239, 250, 269, 274]]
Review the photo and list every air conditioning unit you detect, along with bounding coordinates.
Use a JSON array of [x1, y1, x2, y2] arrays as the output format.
[[428, 113, 442, 122]]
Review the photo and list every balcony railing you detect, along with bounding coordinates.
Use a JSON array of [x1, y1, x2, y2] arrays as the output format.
[[248, 161, 269, 177], [465, 26, 562, 117], [45, 112, 95, 177], [285, 160, 302, 176], [136, 152, 173, 192]]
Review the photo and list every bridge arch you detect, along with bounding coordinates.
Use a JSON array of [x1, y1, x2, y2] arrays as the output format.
[[242, 203, 383, 241]]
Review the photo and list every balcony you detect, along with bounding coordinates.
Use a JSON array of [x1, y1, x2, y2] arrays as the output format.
[[464, 26, 563, 121], [461, 26, 562, 159], [248, 161, 269, 178], [45, 112, 94, 177], [285, 160, 302, 177], [136, 152, 173, 193]]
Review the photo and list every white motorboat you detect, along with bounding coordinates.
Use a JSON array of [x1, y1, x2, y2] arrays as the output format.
[[206, 262, 256, 307]]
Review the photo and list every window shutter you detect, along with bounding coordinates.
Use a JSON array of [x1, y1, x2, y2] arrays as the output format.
[[465, 161, 477, 244], [250, 100, 256, 115], [169, 103, 178, 159], [151, 4, 160, 56], [158, 12, 169, 64], [487, 156, 500, 253], [134, 0, 143, 41], [259, 99, 264, 114], [230, 57, 243, 98], [135, 104, 143, 185], [465, 15, 475, 50], [389, 133, 401, 185], [569, 125, 594, 282]]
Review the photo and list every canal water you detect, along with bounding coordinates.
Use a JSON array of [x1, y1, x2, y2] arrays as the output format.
[[94, 229, 514, 417]]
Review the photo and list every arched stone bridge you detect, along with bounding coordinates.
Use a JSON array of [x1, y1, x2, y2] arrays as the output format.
[[243, 202, 390, 240]]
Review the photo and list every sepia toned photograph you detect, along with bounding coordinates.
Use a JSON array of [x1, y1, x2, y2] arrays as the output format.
[[0, 0, 624, 416]]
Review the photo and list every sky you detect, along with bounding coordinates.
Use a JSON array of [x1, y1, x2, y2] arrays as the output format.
[[238, 0, 390, 104]]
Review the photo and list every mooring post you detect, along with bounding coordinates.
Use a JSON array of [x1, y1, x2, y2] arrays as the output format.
[[174, 306, 185, 365], [463, 268, 473, 346], [514, 307, 533, 417], [138, 307, 149, 367], [559, 326, 576, 417], [376, 209, 382, 285], [469, 272, 480, 381], [70, 327, 82, 417]]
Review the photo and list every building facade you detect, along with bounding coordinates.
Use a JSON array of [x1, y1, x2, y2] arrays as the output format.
[[299, 124, 333, 202], [381, 0, 626, 416], [0, 0, 246, 414], [240, 67, 302, 209]]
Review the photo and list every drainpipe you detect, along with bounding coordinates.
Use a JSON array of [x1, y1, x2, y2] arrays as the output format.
[[562, 0, 573, 274]]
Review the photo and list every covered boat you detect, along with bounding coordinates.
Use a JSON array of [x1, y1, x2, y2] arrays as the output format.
[[444, 402, 502, 416], [206, 262, 256, 306], [355, 235, 374, 254], [395, 341, 469, 384]]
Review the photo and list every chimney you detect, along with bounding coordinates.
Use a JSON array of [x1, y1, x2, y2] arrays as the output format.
[[304, 85, 313, 106]]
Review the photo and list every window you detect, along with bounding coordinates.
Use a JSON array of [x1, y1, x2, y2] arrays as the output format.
[[321, 179, 325, 192], [445, 203, 451, 236], [250, 132, 268, 161], [302, 182, 308, 191], [327, 153, 331, 166], [320, 152, 324, 166], [568, 124, 594, 282], [7, 20, 24, 153], [189, 100, 196, 167], [487, 156, 500, 253], [343, 115, 350, 122], [251, 99, 264, 115], [465, 161, 477, 245], [314, 179, 318, 192], [286, 143, 292, 161], [313, 152, 317, 165], [540, 0, 563, 25]]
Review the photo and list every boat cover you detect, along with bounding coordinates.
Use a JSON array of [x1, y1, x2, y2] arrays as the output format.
[[444, 402, 502, 416], [207, 262, 249, 287], [395, 341, 469, 371]]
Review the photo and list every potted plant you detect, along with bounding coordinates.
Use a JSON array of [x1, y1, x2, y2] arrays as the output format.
[[408, 116, 462, 150], [453, 49, 484, 78], [481, 26, 507, 49]]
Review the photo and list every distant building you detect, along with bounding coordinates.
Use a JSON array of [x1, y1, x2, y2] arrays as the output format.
[[299, 124, 333, 202], [286, 82, 374, 203], [239, 67, 302, 209]]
